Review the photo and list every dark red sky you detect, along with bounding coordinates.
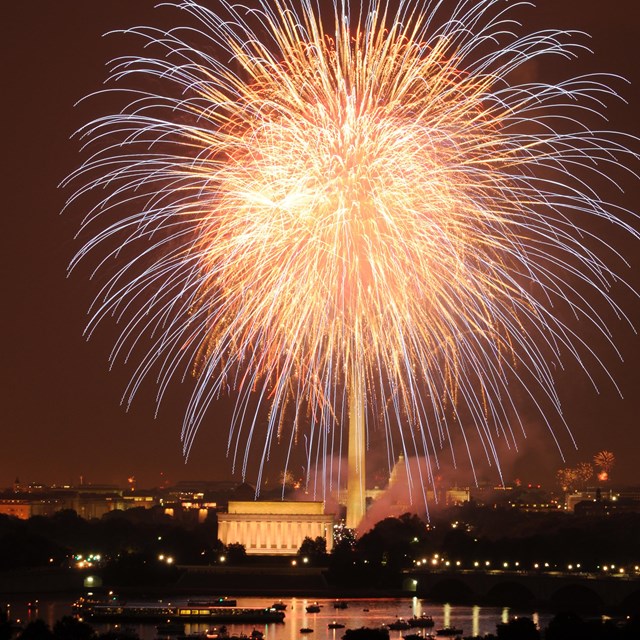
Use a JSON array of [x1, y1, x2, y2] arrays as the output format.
[[3, 1, 640, 491]]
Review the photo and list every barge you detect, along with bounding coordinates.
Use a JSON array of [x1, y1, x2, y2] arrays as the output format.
[[73, 598, 284, 624]]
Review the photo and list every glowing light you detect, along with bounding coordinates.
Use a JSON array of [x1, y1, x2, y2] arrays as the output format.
[[594, 451, 615, 483], [68, 0, 638, 499]]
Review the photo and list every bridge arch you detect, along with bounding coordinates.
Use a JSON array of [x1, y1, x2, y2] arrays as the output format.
[[427, 577, 476, 604], [486, 581, 536, 607], [621, 589, 640, 613], [549, 584, 603, 611]]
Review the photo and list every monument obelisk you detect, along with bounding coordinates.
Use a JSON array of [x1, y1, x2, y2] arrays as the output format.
[[346, 361, 366, 529]]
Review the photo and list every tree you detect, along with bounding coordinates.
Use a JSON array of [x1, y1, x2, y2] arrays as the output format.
[[544, 612, 584, 640], [225, 542, 247, 564], [357, 513, 431, 571], [101, 551, 180, 586], [53, 617, 96, 640], [496, 617, 539, 640], [17, 620, 54, 640], [342, 628, 389, 640], [298, 536, 327, 564]]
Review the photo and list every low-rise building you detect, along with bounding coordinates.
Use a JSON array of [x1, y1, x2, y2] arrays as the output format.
[[218, 500, 334, 555]]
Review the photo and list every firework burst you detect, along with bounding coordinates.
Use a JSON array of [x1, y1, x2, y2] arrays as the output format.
[[67, 0, 637, 503], [594, 450, 615, 481]]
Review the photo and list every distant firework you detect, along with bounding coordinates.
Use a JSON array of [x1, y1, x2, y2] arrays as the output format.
[[594, 450, 615, 481], [67, 0, 637, 500]]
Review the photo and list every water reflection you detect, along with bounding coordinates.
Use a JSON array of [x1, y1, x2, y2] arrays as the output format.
[[472, 605, 480, 637], [3, 596, 553, 640], [443, 602, 451, 628]]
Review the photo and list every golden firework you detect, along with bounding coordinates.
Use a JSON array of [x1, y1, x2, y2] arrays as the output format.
[[67, 0, 637, 502]]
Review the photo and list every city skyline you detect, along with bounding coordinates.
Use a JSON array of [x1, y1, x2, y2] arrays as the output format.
[[3, 0, 640, 494]]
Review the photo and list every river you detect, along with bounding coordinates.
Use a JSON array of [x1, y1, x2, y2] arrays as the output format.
[[4, 595, 555, 639]]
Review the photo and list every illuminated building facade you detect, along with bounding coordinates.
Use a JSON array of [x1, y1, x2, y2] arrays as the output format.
[[0, 487, 157, 520], [218, 501, 334, 555], [0, 500, 31, 519]]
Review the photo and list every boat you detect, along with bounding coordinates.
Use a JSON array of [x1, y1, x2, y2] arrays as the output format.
[[188, 599, 237, 608], [300, 628, 314, 634], [342, 628, 389, 640], [271, 602, 287, 611], [250, 631, 264, 640], [333, 601, 348, 609], [388, 619, 411, 631], [328, 622, 345, 629], [435, 628, 463, 636], [408, 615, 434, 628], [73, 599, 285, 624], [202, 630, 249, 640], [306, 604, 321, 613]]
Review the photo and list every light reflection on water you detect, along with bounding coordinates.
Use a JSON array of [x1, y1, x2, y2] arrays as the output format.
[[3, 596, 553, 640]]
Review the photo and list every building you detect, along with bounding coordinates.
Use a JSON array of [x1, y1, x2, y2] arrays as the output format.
[[574, 495, 640, 517], [565, 488, 614, 511], [0, 486, 158, 520], [218, 501, 334, 555], [0, 499, 31, 519]]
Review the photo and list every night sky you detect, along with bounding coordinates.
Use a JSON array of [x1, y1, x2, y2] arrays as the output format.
[[4, 1, 640, 492]]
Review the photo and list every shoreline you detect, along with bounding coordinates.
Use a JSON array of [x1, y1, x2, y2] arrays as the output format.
[[1, 566, 638, 615], [0, 566, 399, 599]]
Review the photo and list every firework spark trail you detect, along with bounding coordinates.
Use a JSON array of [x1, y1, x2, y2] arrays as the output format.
[[66, 0, 638, 502]]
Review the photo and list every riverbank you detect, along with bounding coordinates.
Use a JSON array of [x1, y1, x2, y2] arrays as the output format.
[[0, 566, 398, 599], [2, 566, 638, 614], [0, 568, 83, 595]]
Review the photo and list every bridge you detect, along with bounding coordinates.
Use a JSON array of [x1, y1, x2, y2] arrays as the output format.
[[403, 569, 640, 610]]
